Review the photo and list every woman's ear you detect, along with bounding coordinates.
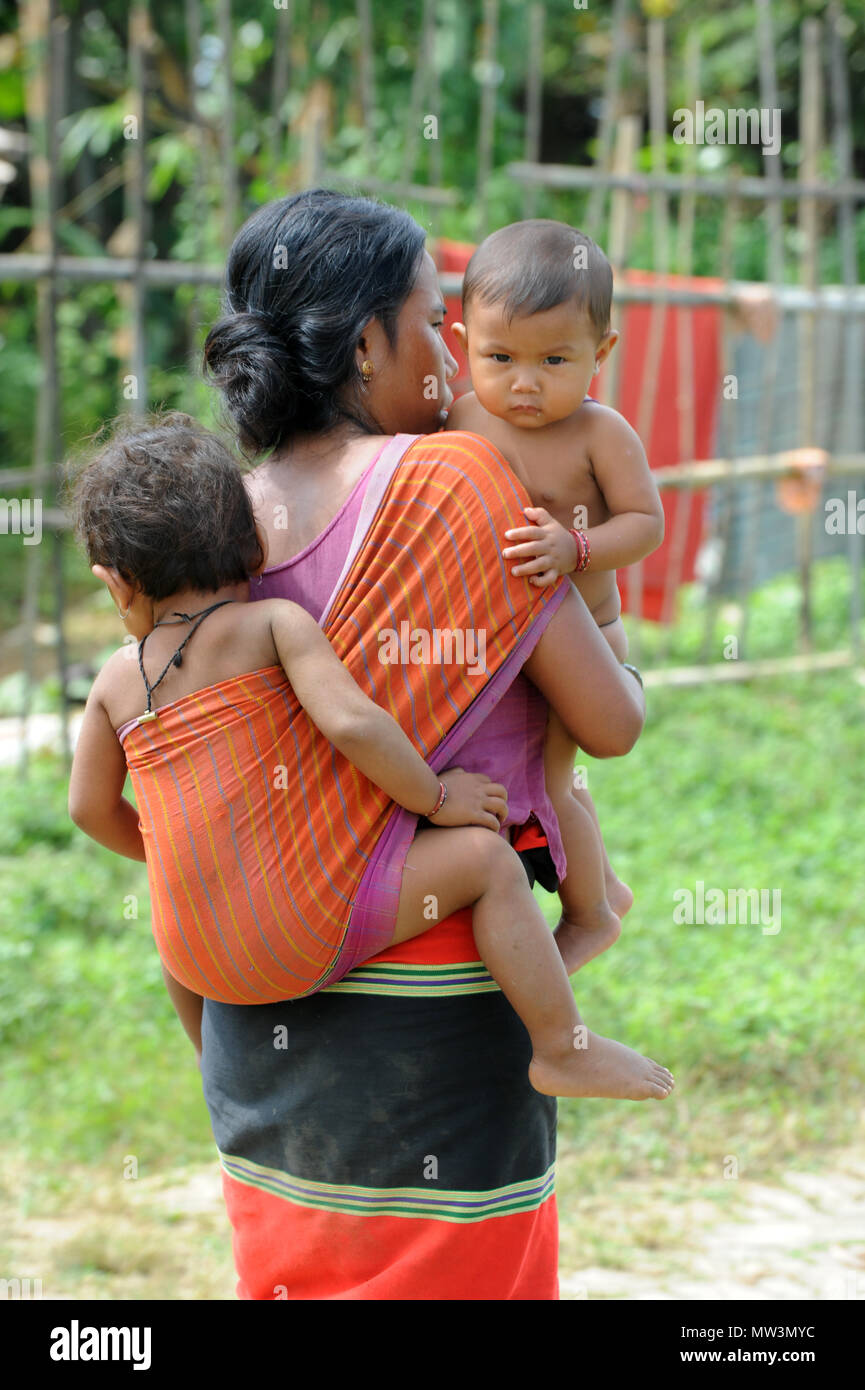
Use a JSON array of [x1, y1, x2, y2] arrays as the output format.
[[355, 316, 389, 375], [92, 563, 135, 615]]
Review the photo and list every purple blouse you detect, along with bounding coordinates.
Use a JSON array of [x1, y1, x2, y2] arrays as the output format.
[[251, 446, 566, 880]]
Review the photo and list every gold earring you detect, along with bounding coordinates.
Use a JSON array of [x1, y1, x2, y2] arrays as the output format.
[[361, 359, 375, 382]]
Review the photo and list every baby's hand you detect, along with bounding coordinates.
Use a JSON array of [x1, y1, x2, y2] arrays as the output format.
[[429, 768, 508, 832], [503, 507, 578, 586]]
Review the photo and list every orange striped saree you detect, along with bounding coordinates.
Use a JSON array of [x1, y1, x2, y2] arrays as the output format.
[[121, 432, 568, 1005]]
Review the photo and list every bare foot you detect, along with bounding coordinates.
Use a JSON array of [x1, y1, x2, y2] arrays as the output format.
[[554, 902, 621, 974], [529, 1030, 675, 1101], [606, 871, 634, 918]]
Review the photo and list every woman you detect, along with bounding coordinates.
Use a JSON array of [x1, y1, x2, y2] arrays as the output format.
[[200, 190, 646, 1300]]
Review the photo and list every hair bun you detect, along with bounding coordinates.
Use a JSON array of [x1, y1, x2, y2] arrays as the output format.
[[203, 309, 302, 454]]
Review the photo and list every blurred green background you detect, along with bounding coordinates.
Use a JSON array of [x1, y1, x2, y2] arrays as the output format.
[[2, 0, 864, 1297]]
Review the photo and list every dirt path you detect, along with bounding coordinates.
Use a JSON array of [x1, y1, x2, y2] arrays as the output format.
[[557, 1148, 865, 1301], [4, 1148, 864, 1301]]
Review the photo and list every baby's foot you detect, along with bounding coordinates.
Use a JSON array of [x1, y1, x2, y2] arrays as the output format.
[[554, 902, 621, 974], [605, 871, 634, 918], [529, 1030, 675, 1101]]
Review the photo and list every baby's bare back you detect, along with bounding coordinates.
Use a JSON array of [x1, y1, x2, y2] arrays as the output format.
[[448, 395, 621, 623]]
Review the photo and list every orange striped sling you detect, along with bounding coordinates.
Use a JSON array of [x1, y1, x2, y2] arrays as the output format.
[[121, 432, 568, 1004]]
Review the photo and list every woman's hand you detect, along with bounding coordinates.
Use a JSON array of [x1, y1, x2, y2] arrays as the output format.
[[429, 768, 508, 831]]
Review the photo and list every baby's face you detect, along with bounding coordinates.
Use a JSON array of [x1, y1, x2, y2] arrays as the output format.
[[457, 298, 610, 429]]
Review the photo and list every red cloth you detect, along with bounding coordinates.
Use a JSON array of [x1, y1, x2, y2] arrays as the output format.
[[609, 269, 722, 621], [226, 1169, 559, 1300], [435, 242, 722, 623]]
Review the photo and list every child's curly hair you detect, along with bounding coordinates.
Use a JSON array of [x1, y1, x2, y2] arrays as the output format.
[[65, 410, 265, 601]]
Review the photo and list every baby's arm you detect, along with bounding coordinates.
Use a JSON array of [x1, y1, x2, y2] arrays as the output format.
[[576, 407, 664, 571], [267, 601, 506, 830], [504, 408, 664, 586], [68, 652, 146, 860]]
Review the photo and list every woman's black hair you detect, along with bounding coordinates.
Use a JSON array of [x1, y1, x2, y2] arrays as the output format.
[[202, 189, 428, 455]]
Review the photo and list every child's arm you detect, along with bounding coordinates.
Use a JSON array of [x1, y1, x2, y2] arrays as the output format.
[[161, 964, 203, 1066], [267, 602, 506, 832], [574, 408, 665, 570], [504, 410, 664, 584], [68, 653, 146, 860]]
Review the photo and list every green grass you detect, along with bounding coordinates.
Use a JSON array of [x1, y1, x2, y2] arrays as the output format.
[[1, 580, 864, 1204], [0, 760, 213, 1188], [544, 654, 865, 1190]]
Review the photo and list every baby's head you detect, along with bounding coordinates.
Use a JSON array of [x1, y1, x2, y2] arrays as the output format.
[[453, 220, 617, 429], [68, 411, 265, 610]]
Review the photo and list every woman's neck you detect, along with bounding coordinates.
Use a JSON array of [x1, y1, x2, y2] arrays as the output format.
[[267, 421, 373, 475]]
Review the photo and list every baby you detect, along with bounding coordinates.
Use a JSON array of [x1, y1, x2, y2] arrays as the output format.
[[447, 220, 665, 974]]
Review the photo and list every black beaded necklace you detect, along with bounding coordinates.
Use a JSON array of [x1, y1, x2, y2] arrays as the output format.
[[136, 599, 236, 721]]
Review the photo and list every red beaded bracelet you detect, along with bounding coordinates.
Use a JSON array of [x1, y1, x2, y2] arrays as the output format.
[[570, 528, 591, 573], [427, 781, 448, 817]]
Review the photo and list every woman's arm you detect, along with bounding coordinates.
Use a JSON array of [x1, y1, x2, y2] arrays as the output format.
[[522, 584, 646, 758], [161, 964, 203, 1065]]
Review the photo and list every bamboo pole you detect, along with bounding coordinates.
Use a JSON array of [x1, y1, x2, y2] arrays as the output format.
[[604, 114, 639, 645], [326, 172, 457, 206], [5, 256, 864, 312], [17, 0, 57, 775], [585, 0, 629, 239], [427, 0, 443, 240], [657, 27, 700, 661], [29, 451, 865, 534], [48, 5, 70, 768], [829, 1, 863, 664], [270, 0, 294, 171], [522, 2, 544, 220], [755, 0, 784, 284], [125, 3, 149, 417], [399, 0, 437, 200], [475, 0, 500, 240], [737, 0, 787, 661], [652, 452, 865, 488], [184, 0, 206, 362], [507, 161, 865, 203], [216, 0, 238, 247], [643, 649, 854, 690], [355, 0, 376, 160], [629, 17, 672, 653], [699, 184, 741, 664], [602, 114, 640, 411], [796, 18, 823, 653]]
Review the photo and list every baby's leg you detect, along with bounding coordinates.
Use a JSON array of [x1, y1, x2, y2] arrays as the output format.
[[391, 826, 674, 1101], [544, 712, 621, 973], [570, 781, 634, 920]]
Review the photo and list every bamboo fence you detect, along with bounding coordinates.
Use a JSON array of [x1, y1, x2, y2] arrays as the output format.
[[1, 0, 863, 767]]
